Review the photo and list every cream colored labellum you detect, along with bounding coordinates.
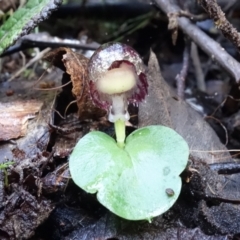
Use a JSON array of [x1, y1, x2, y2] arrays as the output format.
[[97, 63, 137, 95], [96, 63, 136, 123]]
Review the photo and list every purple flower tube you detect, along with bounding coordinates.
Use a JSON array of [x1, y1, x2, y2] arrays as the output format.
[[88, 42, 148, 147]]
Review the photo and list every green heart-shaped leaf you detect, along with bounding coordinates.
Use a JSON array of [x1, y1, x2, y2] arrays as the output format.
[[69, 125, 189, 220]]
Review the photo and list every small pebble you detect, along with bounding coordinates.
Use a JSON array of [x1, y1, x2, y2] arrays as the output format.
[[165, 188, 174, 196]]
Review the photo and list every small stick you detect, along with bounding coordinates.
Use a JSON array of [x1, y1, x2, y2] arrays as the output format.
[[190, 149, 240, 153], [176, 39, 190, 98], [154, 0, 240, 82], [178, 11, 208, 22], [19, 51, 26, 67], [199, 0, 240, 53], [34, 80, 72, 91], [191, 42, 206, 91], [49, 123, 82, 135], [204, 115, 228, 145], [8, 48, 51, 82]]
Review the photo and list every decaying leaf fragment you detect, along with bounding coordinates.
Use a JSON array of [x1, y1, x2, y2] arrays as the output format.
[[45, 48, 106, 120], [0, 100, 43, 141]]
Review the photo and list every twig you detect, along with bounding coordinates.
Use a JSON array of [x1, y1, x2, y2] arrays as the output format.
[[19, 51, 26, 67], [204, 115, 228, 146], [198, 0, 240, 52], [175, 39, 190, 98], [178, 10, 208, 22], [154, 0, 240, 83], [0, 34, 99, 58], [33, 80, 72, 91], [191, 149, 240, 153], [191, 42, 206, 91], [8, 48, 51, 82], [209, 161, 240, 174]]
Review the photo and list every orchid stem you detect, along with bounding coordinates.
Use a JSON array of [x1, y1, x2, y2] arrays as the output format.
[[114, 119, 126, 148]]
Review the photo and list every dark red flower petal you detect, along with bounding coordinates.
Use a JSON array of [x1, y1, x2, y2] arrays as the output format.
[[88, 42, 148, 109]]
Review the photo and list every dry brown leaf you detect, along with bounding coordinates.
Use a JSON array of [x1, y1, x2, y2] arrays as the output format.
[[139, 51, 231, 164], [0, 100, 43, 141], [45, 47, 106, 120]]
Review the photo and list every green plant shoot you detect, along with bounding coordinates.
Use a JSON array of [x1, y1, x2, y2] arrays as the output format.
[[69, 43, 189, 220]]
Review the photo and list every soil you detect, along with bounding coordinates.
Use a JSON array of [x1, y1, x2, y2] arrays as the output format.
[[1, 1, 240, 239]]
